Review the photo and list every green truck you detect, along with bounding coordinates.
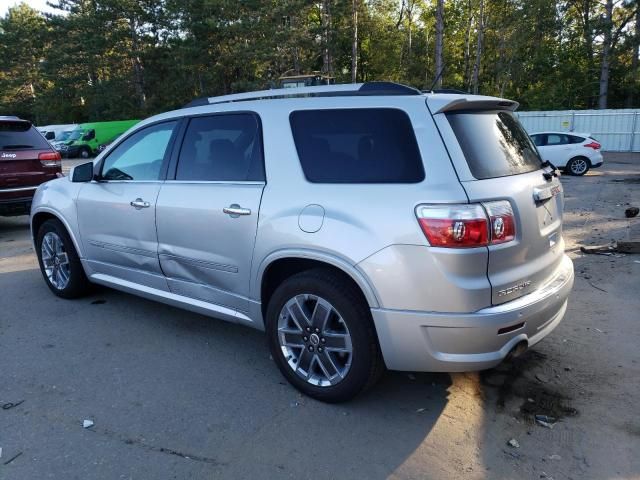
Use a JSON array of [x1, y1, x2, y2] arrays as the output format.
[[56, 120, 139, 158]]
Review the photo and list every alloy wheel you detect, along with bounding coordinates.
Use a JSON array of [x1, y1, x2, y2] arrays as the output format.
[[278, 294, 353, 387], [41, 232, 71, 290], [570, 158, 588, 175]]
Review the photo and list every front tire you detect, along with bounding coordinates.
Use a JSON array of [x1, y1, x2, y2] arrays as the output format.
[[266, 269, 384, 402], [36, 219, 89, 299], [79, 147, 92, 159], [566, 156, 590, 176]]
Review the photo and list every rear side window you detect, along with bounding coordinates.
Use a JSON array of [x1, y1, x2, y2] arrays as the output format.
[[176, 113, 264, 182], [546, 133, 568, 145], [0, 121, 50, 150], [289, 108, 424, 183], [446, 111, 542, 179], [568, 135, 585, 144]]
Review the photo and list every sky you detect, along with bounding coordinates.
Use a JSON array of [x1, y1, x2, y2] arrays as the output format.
[[0, 0, 62, 17]]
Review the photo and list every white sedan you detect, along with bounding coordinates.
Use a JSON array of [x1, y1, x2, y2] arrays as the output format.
[[530, 132, 604, 176]]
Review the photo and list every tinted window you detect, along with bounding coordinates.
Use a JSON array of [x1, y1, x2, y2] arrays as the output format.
[[568, 135, 585, 144], [531, 134, 544, 147], [176, 114, 264, 182], [446, 111, 542, 179], [546, 133, 568, 145], [0, 121, 50, 150], [101, 121, 176, 181], [289, 108, 424, 183]]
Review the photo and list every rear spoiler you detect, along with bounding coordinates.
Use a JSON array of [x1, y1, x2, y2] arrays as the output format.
[[427, 95, 519, 114]]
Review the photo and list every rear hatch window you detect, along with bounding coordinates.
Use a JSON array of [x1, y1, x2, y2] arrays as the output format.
[[0, 120, 50, 151], [446, 111, 542, 179]]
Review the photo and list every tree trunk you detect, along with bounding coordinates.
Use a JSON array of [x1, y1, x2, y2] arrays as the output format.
[[598, 0, 613, 109], [471, 0, 484, 94], [626, 7, 640, 107], [463, 0, 473, 91], [434, 0, 444, 89], [351, 0, 358, 83], [129, 17, 146, 109], [322, 0, 333, 76]]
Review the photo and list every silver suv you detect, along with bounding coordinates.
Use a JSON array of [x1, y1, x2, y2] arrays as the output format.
[[31, 82, 574, 402]]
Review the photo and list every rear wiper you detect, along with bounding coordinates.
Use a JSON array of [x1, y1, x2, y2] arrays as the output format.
[[1, 144, 34, 149], [541, 160, 559, 180]]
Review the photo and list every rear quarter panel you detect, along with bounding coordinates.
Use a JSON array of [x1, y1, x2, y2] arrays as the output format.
[[245, 96, 479, 309]]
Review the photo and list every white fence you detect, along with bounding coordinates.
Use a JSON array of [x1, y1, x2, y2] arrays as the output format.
[[517, 109, 640, 152]]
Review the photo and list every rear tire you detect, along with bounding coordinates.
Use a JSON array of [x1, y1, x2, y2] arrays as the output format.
[[266, 268, 384, 402], [36, 219, 90, 299], [566, 156, 590, 176]]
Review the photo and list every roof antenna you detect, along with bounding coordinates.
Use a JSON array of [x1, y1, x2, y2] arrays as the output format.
[[428, 64, 446, 92]]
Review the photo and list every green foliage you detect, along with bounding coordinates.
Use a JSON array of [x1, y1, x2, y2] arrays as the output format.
[[0, 0, 638, 123]]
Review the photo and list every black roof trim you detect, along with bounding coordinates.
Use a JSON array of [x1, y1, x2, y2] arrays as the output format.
[[358, 82, 422, 96], [182, 97, 210, 108]]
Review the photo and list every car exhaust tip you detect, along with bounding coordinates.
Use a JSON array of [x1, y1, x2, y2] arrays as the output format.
[[507, 340, 528, 360]]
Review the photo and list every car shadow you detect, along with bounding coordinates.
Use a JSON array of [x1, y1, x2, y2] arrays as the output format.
[[0, 266, 450, 479]]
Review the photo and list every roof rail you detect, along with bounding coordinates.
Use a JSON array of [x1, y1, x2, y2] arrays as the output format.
[[182, 82, 422, 108]]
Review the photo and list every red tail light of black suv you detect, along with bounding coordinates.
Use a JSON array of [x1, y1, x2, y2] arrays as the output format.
[[0, 116, 62, 216]]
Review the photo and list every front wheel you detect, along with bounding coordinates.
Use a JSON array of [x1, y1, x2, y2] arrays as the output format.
[[79, 147, 92, 159], [36, 219, 90, 298], [266, 269, 384, 402], [566, 157, 590, 176]]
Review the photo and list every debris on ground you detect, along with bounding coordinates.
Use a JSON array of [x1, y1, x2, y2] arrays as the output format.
[[535, 373, 549, 383], [503, 449, 521, 459], [580, 241, 640, 255], [535, 415, 558, 428], [548, 454, 562, 460], [416, 407, 427, 413], [82, 419, 94, 428], [539, 472, 554, 479], [507, 438, 520, 448], [3, 451, 22, 465], [2, 400, 24, 410], [625, 206, 639, 218]]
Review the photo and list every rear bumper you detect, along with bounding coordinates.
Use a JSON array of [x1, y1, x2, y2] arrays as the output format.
[[0, 190, 36, 216], [371, 254, 574, 372], [590, 158, 604, 168]]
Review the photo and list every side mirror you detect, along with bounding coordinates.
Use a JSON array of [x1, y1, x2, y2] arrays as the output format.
[[45, 131, 55, 140], [70, 161, 94, 182]]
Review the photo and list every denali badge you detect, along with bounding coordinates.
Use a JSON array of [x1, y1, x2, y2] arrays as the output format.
[[498, 280, 532, 297]]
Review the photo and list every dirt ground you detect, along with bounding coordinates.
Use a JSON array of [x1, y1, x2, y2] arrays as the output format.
[[0, 154, 638, 479]]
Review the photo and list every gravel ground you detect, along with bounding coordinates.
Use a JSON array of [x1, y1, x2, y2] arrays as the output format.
[[0, 154, 638, 479]]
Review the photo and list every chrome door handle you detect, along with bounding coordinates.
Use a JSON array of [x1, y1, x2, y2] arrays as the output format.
[[130, 198, 150, 209], [223, 204, 251, 217]]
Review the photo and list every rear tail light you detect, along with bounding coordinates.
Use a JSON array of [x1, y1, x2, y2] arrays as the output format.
[[483, 200, 516, 244], [584, 141, 601, 150], [39, 151, 61, 168], [416, 201, 516, 248]]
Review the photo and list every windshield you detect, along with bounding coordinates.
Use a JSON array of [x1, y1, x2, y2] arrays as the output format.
[[67, 128, 85, 141], [58, 131, 73, 141], [446, 110, 542, 179]]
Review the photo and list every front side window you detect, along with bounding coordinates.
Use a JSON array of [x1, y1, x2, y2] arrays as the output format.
[[176, 113, 264, 182], [101, 121, 177, 181], [531, 134, 544, 147], [289, 108, 425, 183]]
